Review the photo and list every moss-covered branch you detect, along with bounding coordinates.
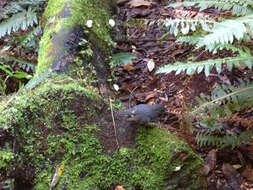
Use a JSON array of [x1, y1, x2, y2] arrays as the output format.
[[33, 0, 116, 88]]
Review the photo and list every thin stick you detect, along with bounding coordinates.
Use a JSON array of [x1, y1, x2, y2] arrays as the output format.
[[128, 86, 138, 109], [109, 98, 120, 150]]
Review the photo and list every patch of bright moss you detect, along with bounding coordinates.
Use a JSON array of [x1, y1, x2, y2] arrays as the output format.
[[36, 26, 53, 75], [36, 0, 68, 74], [70, 0, 115, 54], [43, 0, 66, 21], [35, 126, 203, 190], [0, 150, 14, 171], [0, 77, 105, 178], [0, 78, 204, 189]]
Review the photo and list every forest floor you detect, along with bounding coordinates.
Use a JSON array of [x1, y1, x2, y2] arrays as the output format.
[[113, 0, 253, 189], [0, 0, 253, 189]]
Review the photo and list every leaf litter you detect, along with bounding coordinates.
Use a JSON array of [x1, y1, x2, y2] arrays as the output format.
[[114, 0, 253, 189]]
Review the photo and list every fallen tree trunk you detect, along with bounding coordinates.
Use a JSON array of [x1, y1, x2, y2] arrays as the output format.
[[0, 0, 206, 189]]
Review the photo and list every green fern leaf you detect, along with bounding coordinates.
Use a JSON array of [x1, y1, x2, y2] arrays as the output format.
[[0, 3, 23, 20], [0, 54, 36, 72], [169, 0, 253, 16], [183, 80, 253, 150], [176, 36, 200, 45], [156, 56, 253, 76], [197, 20, 246, 48], [197, 130, 253, 148], [18, 0, 46, 6], [15, 26, 41, 53], [0, 0, 45, 20], [192, 80, 253, 115], [158, 17, 214, 36], [177, 36, 244, 53], [197, 15, 253, 49], [0, 8, 37, 38], [196, 133, 222, 147]]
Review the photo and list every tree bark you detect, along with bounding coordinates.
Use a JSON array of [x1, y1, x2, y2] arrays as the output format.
[[0, 0, 206, 189]]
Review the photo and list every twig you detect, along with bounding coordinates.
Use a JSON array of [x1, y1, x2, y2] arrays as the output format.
[[109, 98, 120, 150], [192, 50, 206, 62], [128, 86, 138, 108]]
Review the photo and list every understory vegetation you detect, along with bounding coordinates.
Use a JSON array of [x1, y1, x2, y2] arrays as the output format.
[[154, 0, 253, 148], [0, 0, 252, 189], [0, 0, 252, 156], [0, 0, 45, 95]]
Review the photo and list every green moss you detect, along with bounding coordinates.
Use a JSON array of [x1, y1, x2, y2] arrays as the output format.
[[36, 26, 53, 74], [0, 150, 14, 171], [43, 0, 66, 21], [34, 165, 52, 190], [70, 0, 115, 54], [36, 0, 68, 74], [0, 78, 204, 189], [0, 78, 106, 181], [0, 76, 101, 134], [35, 126, 203, 190]]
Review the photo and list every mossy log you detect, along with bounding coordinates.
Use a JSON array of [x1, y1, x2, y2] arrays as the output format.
[[0, 0, 206, 189]]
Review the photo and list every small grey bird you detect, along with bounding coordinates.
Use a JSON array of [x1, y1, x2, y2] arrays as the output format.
[[118, 104, 165, 124]]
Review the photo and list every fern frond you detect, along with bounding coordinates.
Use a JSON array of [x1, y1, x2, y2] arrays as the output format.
[[0, 8, 37, 38], [177, 36, 246, 53], [18, 0, 46, 6], [157, 17, 214, 36], [169, 0, 253, 16], [161, 8, 253, 49], [156, 55, 253, 76], [197, 14, 253, 49], [0, 3, 23, 20], [222, 130, 253, 148], [176, 36, 201, 46], [0, 54, 36, 72], [0, 0, 45, 19], [194, 81, 253, 148], [196, 133, 221, 147], [16, 26, 41, 51], [192, 80, 253, 115], [196, 130, 253, 148]]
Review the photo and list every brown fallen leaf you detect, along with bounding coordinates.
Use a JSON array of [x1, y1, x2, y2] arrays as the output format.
[[128, 0, 151, 8], [145, 91, 157, 101], [202, 149, 217, 176], [121, 82, 137, 91], [242, 166, 253, 182], [121, 61, 134, 71], [117, 0, 130, 6], [248, 144, 253, 161], [135, 91, 157, 102], [222, 163, 242, 190], [115, 185, 126, 190]]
